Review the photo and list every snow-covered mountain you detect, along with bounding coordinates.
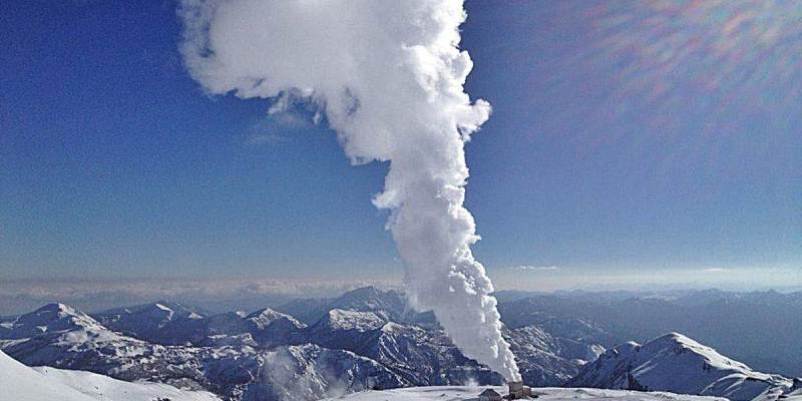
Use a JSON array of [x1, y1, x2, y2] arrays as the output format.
[[277, 286, 434, 326], [238, 344, 406, 401], [0, 349, 221, 401], [567, 332, 797, 401], [1, 302, 107, 340], [0, 303, 412, 400], [8, 287, 796, 401], [0, 303, 215, 389], [0, 288, 605, 400], [92, 301, 206, 344], [94, 303, 307, 348], [319, 386, 729, 401], [506, 325, 605, 386], [245, 308, 308, 346]]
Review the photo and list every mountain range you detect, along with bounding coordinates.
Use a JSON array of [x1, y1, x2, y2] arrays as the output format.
[[1, 286, 800, 401]]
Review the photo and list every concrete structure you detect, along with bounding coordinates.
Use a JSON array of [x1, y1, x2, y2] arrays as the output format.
[[507, 381, 532, 399]]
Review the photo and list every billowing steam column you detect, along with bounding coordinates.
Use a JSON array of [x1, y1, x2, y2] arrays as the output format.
[[179, 0, 520, 381]]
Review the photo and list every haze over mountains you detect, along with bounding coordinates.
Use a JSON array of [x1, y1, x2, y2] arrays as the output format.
[[496, 289, 802, 377], [1, 286, 800, 401]]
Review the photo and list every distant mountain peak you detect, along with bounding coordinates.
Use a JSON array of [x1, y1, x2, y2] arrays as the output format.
[[5, 303, 108, 338], [648, 332, 706, 349], [569, 332, 793, 401], [246, 307, 283, 320], [246, 307, 305, 330], [319, 309, 386, 331], [340, 286, 389, 299], [33, 302, 79, 317]]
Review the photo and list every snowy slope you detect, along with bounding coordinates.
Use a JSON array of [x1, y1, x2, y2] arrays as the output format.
[[304, 309, 501, 386], [319, 386, 728, 401], [568, 333, 794, 401], [506, 325, 604, 386], [35, 365, 222, 401], [1, 350, 221, 401], [240, 344, 407, 401], [1, 349, 97, 401]]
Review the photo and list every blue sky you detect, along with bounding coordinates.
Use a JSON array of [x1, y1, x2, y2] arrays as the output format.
[[1, 1, 800, 290]]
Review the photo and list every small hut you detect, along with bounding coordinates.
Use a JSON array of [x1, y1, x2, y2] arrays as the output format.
[[507, 381, 532, 399], [479, 389, 503, 401]]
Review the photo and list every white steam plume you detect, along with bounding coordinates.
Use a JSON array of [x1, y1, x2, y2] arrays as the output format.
[[179, 0, 520, 381]]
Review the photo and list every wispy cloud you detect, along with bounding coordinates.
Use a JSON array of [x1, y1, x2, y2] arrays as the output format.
[[245, 132, 288, 146], [0, 276, 399, 315], [0, 276, 397, 299], [512, 265, 560, 272], [244, 111, 313, 146]]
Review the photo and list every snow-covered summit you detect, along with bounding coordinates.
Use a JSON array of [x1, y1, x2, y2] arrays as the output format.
[[3, 302, 112, 340], [245, 307, 307, 346], [277, 286, 432, 325], [93, 301, 205, 343], [568, 332, 794, 401], [314, 309, 387, 332], [246, 307, 305, 330]]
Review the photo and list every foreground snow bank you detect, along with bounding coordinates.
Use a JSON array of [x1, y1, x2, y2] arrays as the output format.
[[1, 350, 221, 401], [319, 386, 728, 401]]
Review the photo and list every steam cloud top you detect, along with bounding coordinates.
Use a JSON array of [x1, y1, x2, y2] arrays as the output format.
[[179, 0, 520, 381]]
